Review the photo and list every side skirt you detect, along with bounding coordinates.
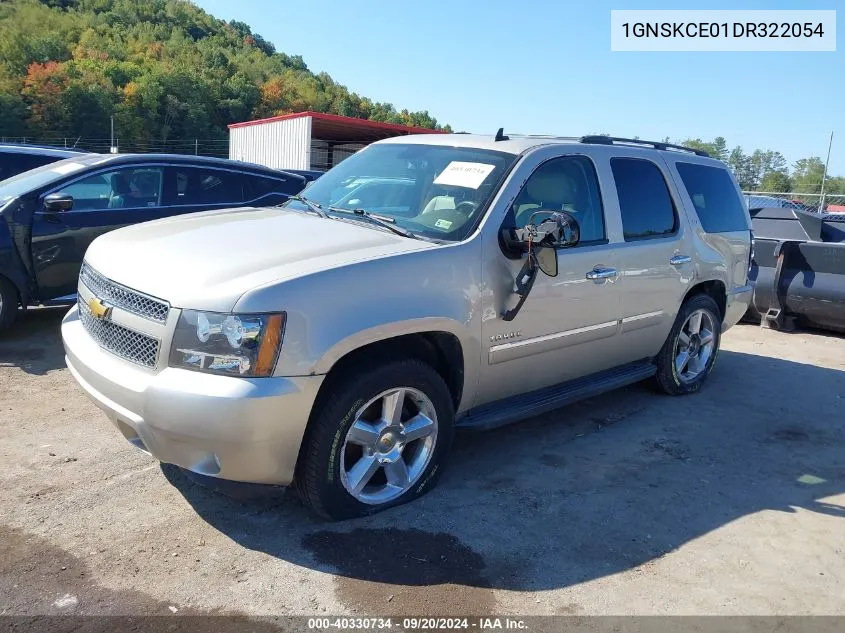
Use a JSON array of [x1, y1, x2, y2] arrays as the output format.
[[456, 360, 656, 431]]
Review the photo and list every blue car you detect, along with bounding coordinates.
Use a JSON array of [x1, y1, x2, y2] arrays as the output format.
[[0, 144, 90, 182], [0, 153, 310, 330]]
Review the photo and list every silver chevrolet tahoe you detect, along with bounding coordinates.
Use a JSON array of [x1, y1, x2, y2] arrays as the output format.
[[62, 133, 753, 519]]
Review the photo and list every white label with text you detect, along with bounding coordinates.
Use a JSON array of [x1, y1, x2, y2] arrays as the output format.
[[433, 162, 496, 189]]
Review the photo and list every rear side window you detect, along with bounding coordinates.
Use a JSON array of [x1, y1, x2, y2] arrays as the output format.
[[675, 162, 749, 232], [610, 158, 677, 241], [243, 174, 298, 200], [173, 168, 243, 205]]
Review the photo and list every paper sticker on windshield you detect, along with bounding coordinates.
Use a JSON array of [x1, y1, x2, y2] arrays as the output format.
[[433, 161, 495, 189], [51, 162, 86, 175], [434, 218, 453, 230]]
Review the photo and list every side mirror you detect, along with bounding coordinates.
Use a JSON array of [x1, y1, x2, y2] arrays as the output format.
[[44, 193, 74, 212], [535, 245, 558, 277], [527, 210, 580, 249], [501, 210, 580, 322]]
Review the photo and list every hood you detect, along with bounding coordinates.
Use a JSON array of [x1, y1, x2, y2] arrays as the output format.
[[84, 206, 433, 312]]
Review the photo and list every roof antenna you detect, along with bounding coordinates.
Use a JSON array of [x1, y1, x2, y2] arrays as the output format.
[[494, 127, 509, 142]]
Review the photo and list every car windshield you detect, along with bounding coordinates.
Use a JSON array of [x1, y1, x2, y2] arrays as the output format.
[[282, 143, 517, 241], [0, 157, 93, 201]]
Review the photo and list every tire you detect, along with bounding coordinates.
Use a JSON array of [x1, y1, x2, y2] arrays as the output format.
[[296, 358, 454, 520], [654, 293, 722, 395], [0, 276, 19, 333]]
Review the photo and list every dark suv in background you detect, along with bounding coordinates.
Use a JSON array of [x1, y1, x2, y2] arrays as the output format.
[[0, 153, 309, 330], [0, 144, 90, 181]]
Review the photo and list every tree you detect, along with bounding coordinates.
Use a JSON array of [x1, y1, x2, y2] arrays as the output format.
[[0, 70, 26, 136], [21, 61, 71, 131], [681, 137, 728, 161], [759, 171, 792, 193], [711, 136, 728, 161], [792, 157, 826, 194], [727, 146, 756, 190], [0, 0, 450, 142]]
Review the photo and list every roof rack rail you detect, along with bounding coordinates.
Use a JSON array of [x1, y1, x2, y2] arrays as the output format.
[[579, 135, 710, 157], [504, 133, 582, 141]]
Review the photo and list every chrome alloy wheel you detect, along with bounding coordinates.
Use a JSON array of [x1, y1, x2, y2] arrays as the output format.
[[674, 308, 716, 383], [340, 387, 438, 505]]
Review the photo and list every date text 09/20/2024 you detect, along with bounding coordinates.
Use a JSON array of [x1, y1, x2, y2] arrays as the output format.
[[307, 617, 528, 630]]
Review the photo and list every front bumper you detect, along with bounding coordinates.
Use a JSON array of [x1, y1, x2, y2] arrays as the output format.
[[62, 305, 324, 485]]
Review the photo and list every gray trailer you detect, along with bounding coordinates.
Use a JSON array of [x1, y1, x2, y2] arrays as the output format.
[[747, 207, 845, 333]]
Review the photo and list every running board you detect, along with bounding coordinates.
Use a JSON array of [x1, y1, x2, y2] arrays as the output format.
[[456, 361, 656, 431]]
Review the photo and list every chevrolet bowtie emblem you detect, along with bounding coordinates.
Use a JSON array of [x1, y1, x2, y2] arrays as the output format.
[[87, 297, 112, 320]]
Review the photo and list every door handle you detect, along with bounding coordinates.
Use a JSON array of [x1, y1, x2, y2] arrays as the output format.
[[586, 267, 617, 281], [670, 255, 692, 266]]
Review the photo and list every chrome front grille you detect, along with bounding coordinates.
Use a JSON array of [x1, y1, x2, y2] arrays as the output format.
[[80, 263, 169, 323], [78, 298, 160, 368]]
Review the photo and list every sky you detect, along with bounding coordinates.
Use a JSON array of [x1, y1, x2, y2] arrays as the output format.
[[194, 0, 843, 175]]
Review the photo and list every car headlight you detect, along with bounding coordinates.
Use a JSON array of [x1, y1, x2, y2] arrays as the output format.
[[169, 310, 285, 377]]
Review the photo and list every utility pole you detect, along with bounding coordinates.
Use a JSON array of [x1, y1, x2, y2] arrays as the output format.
[[110, 115, 117, 154], [819, 130, 833, 212]]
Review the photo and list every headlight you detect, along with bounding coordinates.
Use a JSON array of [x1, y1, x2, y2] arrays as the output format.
[[169, 310, 285, 377]]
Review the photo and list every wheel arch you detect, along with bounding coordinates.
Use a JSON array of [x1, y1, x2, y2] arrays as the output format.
[[312, 328, 468, 414], [683, 278, 726, 321]]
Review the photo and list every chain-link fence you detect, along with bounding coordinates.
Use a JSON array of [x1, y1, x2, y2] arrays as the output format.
[[742, 191, 845, 214], [0, 136, 230, 158], [2, 136, 366, 170]]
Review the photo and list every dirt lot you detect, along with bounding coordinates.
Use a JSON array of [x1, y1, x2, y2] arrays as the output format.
[[1, 309, 843, 619]]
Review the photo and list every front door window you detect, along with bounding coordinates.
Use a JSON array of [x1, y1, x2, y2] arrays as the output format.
[[55, 168, 164, 211]]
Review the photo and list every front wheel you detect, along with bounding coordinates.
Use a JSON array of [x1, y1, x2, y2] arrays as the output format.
[[296, 358, 454, 520], [654, 294, 722, 395], [0, 276, 19, 333]]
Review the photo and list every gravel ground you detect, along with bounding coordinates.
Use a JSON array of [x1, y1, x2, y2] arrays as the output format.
[[1, 308, 843, 619]]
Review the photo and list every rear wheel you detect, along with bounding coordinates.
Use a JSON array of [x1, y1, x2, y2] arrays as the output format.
[[296, 358, 454, 520], [654, 294, 721, 395], [0, 276, 19, 333]]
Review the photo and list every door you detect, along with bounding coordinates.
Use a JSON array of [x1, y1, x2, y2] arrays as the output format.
[[477, 154, 624, 405], [31, 165, 170, 299], [606, 156, 693, 362]]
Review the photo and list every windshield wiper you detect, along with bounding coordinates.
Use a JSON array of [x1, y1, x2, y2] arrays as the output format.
[[284, 194, 328, 218], [327, 206, 418, 239]]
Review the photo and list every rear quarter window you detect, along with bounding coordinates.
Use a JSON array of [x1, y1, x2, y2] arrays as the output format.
[[675, 162, 749, 233], [244, 173, 301, 200]]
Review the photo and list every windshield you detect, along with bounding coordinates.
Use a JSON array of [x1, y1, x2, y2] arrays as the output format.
[[0, 157, 91, 201], [283, 143, 517, 241]]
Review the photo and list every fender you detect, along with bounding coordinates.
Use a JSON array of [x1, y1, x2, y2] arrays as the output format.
[[312, 316, 476, 376], [234, 240, 486, 411]]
